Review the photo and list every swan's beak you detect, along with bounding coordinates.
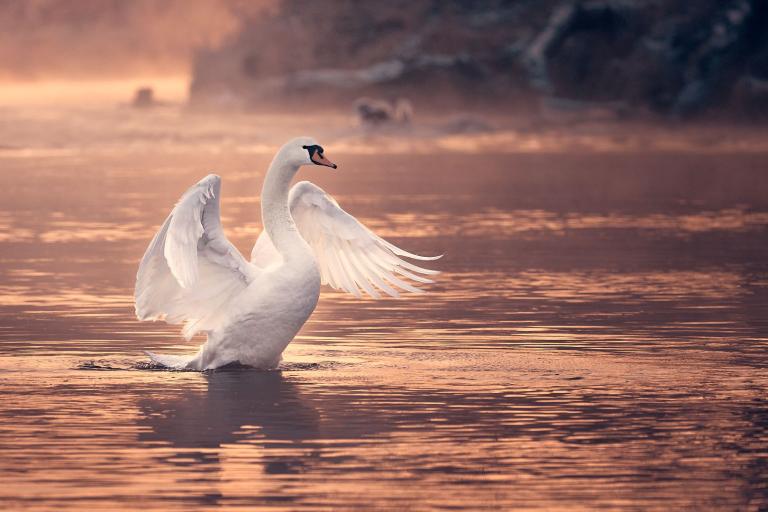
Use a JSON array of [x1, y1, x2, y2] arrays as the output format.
[[311, 152, 338, 169]]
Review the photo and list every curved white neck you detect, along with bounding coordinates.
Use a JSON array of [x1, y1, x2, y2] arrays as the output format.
[[260, 153, 309, 260]]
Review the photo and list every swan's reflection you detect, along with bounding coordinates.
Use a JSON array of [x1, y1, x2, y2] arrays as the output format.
[[137, 370, 322, 474]]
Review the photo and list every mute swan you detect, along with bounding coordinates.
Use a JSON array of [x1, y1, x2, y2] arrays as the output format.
[[134, 137, 439, 370]]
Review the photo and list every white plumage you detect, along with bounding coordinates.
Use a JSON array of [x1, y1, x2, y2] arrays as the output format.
[[134, 137, 439, 370], [254, 181, 439, 299]]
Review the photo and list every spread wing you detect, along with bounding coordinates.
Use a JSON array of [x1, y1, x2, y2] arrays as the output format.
[[135, 174, 258, 339], [251, 181, 440, 298]]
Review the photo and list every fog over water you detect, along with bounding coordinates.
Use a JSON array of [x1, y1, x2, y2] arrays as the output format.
[[0, 1, 275, 80]]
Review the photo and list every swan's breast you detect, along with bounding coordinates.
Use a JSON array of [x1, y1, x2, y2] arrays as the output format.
[[246, 258, 320, 315]]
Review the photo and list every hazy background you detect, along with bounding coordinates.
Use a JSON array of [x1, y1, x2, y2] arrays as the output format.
[[0, 0, 271, 79], [2, 0, 767, 121]]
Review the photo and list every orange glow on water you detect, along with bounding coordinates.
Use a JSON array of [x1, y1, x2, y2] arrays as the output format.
[[0, 95, 766, 511]]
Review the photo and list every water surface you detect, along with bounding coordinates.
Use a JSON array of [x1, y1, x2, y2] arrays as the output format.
[[1, 105, 767, 510]]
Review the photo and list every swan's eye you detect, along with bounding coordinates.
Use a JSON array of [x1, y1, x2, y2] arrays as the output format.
[[302, 144, 323, 157]]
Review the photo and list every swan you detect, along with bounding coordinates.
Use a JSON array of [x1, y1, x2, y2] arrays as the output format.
[[134, 137, 439, 370]]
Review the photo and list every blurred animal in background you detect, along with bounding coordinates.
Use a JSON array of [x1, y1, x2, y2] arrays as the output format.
[[354, 97, 413, 129]]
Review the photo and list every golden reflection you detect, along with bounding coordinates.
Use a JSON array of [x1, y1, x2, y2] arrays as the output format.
[[0, 285, 130, 307], [0, 98, 767, 510], [363, 208, 768, 239], [509, 270, 744, 301], [39, 221, 150, 243], [1, 207, 765, 247]]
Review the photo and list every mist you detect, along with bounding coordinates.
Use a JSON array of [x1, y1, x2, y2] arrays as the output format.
[[0, 0, 274, 80]]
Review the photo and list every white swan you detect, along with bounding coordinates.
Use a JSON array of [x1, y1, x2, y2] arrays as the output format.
[[134, 137, 439, 370]]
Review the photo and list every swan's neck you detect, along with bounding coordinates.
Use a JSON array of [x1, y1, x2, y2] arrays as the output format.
[[261, 155, 308, 260]]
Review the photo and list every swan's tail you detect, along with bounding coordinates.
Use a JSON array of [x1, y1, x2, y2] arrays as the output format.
[[144, 351, 199, 370]]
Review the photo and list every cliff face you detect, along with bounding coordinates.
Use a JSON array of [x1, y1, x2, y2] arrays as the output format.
[[189, 0, 768, 120]]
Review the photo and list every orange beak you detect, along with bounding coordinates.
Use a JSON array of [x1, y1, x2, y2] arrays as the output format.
[[311, 151, 337, 169]]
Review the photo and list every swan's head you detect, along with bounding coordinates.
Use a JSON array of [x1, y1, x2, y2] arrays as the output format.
[[279, 136, 337, 170]]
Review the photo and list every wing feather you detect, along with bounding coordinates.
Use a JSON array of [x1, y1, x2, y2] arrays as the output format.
[[135, 174, 257, 339], [249, 180, 439, 299]]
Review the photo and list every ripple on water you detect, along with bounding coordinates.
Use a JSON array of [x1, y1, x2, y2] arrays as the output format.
[[0, 113, 767, 510]]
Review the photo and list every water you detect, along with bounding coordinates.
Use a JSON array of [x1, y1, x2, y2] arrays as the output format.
[[1, 103, 767, 510]]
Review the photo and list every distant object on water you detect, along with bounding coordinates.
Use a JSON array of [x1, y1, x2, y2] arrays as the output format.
[[354, 97, 413, 129], [132, 87, 156, 108]]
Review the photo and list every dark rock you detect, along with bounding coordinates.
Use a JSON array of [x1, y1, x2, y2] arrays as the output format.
[[132, 87, 155, 108]]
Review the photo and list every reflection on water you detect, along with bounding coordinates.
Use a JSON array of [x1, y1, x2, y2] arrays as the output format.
[[0, 105, 767, 510]]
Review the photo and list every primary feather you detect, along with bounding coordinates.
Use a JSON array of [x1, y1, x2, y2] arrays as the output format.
[[135, 174, 257, 340], [251, 181, 439, 299]]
